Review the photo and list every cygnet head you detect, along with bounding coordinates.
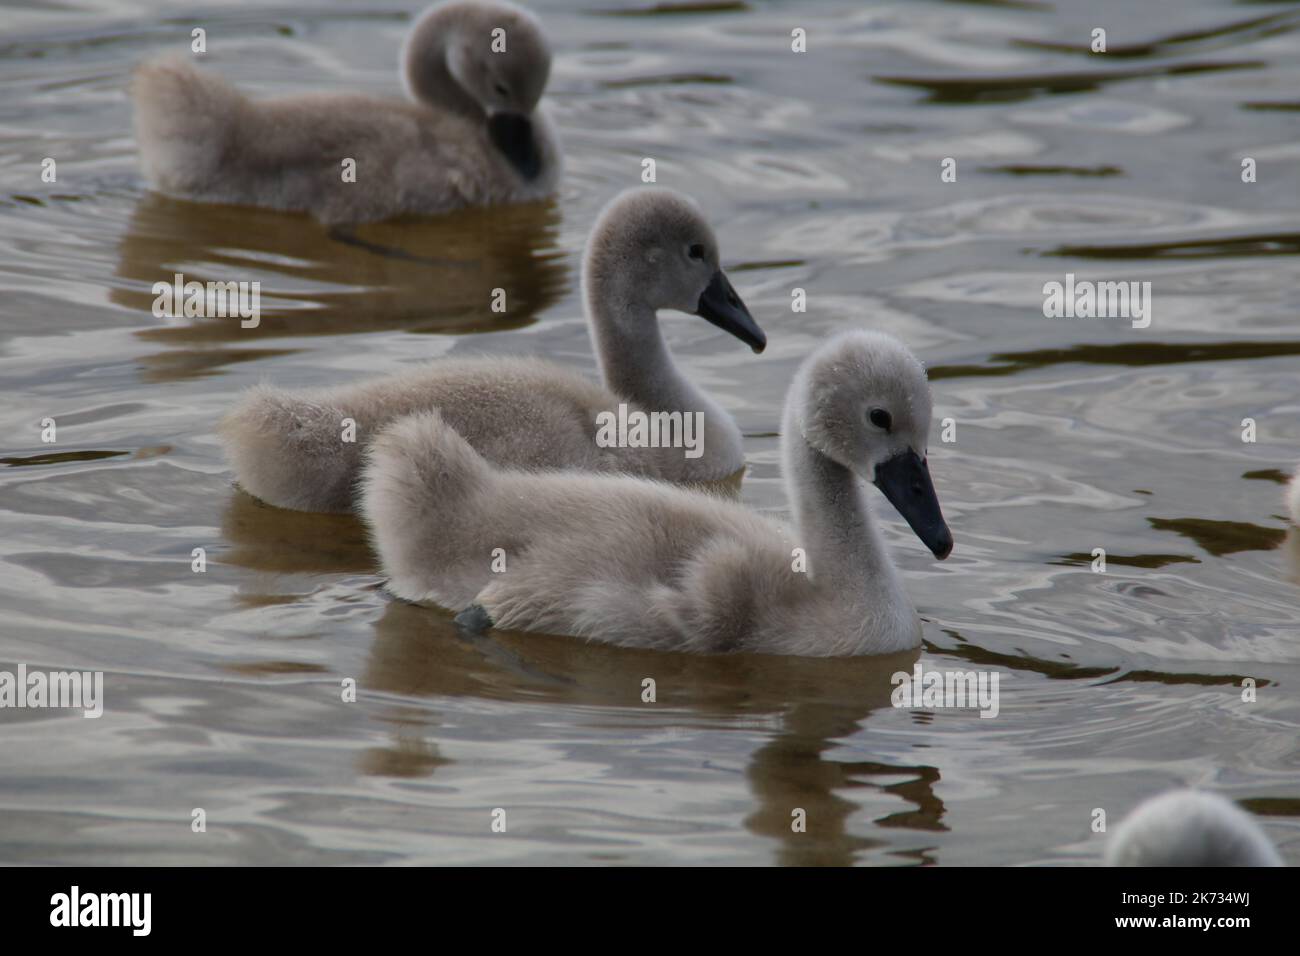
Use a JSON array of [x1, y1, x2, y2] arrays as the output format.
[[583, 187, 766, 353], [404, 1, 552, 177], [1106, 790, 1284, 867], [789, 330, 952, 559]]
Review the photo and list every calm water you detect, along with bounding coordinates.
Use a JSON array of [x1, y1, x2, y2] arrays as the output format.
[[2, 0, 1299, 865]]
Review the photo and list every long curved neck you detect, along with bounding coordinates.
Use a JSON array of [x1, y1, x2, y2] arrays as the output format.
[[584, 270, 743, 470], [404, 23, 482, 121], [587, 276, 679, 405], [781, 404, 903, 600]]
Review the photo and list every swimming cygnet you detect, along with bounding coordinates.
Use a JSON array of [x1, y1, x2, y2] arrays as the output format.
[[1106, 789, 1284, 867], [359, 329, 953, 656], [219, 187, 765, 512], [132, 1, 560, 223]]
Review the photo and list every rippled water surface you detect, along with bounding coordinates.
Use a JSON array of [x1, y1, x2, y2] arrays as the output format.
[[2, 0, 1299, 865]]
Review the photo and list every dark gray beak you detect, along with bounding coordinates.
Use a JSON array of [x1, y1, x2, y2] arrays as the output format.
[[487, 112, 542, 181], [695, 270, 765, 353], [873, 450, 952, 559]]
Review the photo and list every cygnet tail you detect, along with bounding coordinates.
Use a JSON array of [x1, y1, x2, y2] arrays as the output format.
[[359, 410, 495, 604], [218, 384, 362, 513], [132, 56, 248, 193]]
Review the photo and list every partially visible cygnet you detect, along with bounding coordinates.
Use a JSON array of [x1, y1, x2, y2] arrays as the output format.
[[219, 188, 764, 512], [1106, 790, 1284, 867], [1286, 464, 1300, 525]]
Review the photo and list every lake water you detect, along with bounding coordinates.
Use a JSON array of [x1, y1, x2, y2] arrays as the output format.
[[1, 0, 1298, 865]]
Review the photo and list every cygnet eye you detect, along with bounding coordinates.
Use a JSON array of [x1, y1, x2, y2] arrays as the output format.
[[688, 243, 705, 260], [869, 408, 892, 432], [494, 82, 509, 97]]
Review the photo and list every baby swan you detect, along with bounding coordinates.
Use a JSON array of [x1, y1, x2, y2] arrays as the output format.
[[219, 187, 765, 512], [360, 329, 953, 656], [132, 1, 559, 223], [1106, 790, 1283, 866]]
